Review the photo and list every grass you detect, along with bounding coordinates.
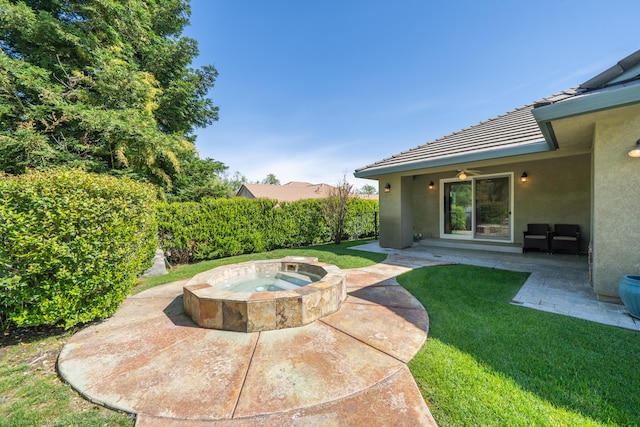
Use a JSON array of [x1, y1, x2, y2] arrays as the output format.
[[0, 328, 133, 427], [133, 239, 385, 293], [1, 239, 383, 425], [400, 264, 640, 427], [5, 243, 639, 426]]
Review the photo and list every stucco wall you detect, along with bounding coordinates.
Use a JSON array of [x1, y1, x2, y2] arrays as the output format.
[[378, 175, 413, 248], [592, 114, 640, 300], [512, 155, 591, 250], [410, 154, 591, 250]]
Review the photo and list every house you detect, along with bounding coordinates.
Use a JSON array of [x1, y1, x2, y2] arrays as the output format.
[[354, 49, 640, 302], [236, 181, 378, 202]]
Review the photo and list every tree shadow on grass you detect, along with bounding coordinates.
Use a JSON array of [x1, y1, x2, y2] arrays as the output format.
[[1, 324, 70, 347]]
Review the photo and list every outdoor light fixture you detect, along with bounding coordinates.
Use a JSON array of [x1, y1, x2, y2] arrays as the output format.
[[520, 172, 528, 183], [384, 183, 391, 193], [428, 181, 435, 190], [628, 139, 640, 158], [458, 171, 467, 180]]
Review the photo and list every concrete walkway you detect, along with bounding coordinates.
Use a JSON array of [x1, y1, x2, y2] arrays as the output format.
[[57, 255, 444, 426], [353, 241, 640, 331]]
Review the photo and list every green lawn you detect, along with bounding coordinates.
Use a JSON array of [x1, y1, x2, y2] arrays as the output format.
[[0, 240, 384, 426], [400, 264, 640, 427], [3, 244, 638, 426], [0, 328, 133, 427], [133, 239, 386, 294]]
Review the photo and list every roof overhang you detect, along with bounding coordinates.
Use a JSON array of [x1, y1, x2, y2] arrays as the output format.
[[354, 141, 550, 178], [532, 81, 640, 147]]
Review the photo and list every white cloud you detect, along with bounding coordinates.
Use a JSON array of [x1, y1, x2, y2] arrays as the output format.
[[195, 127, 380, 188]]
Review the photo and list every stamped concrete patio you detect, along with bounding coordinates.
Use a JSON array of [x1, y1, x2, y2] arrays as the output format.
[[58, 240, 638, 426], [57, 255, 444, 426]]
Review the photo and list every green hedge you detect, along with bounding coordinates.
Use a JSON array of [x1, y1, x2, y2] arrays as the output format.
[[157, 197, 378, 264], [0, 169, 158, 329]]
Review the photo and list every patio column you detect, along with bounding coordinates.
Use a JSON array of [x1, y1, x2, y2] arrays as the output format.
[[592, 111, 640, 301], [379, 175, 413, 248]]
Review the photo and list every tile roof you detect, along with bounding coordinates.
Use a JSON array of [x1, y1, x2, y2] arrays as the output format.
[[237, 182, 333, 202], [237, 181, 378, 202], [355, 49, 640, 178], [355, 90, 578, 176]]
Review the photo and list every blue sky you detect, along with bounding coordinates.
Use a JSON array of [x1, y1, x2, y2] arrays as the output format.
[[184, 1, 640, 189]]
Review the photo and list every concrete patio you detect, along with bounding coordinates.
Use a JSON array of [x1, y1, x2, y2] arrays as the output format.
[[57, 241, 639, 426], [57, 255, 444, 426]]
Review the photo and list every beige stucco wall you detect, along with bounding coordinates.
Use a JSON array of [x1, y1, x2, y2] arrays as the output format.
[[591, 113, 640, 300], [409, 154, 591, 249], [378, 175, 413, 248]]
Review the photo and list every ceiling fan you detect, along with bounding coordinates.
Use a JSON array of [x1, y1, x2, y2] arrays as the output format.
[[456, 169, 481, 180]]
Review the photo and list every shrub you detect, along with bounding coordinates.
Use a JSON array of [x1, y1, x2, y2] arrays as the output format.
[[157, 197, 378, 264], [343, 198, 378, 239], [450, 205, 467, 230], [0, 169, 158, 329]]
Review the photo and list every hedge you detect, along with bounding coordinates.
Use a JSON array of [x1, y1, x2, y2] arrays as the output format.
[[0, 169, 158, 329], [157, 197, 378, 264]]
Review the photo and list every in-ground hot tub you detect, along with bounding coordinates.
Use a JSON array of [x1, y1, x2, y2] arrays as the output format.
[[183, 257, 347, 332]]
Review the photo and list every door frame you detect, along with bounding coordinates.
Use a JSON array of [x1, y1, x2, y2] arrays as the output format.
[[439, 172, 514, 243]]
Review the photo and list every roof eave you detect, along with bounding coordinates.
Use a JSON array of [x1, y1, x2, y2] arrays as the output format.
[[532, 82, 640, 147], [354, 141, 550, 179]]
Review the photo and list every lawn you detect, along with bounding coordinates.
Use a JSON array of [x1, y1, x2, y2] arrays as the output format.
[[400, 264, 640, 426], [0, 240, 385, 426], [132, 239, 386, 294], [3, 243, 638, 426], [0, 327, 133, 427]]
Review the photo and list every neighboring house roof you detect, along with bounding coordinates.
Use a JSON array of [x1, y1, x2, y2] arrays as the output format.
[[236, 181, 378, 202], [237, 182, 333, 202], [355, 49, 640, 179]]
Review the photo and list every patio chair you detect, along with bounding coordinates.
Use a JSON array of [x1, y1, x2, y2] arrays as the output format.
[[523, 224, 551, 253], [551, 224, 580, 256]]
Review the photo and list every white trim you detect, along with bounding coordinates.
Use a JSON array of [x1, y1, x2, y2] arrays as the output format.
[[439, 172, 514, 243]]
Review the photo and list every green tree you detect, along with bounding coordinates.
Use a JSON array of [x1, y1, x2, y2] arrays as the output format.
[[222, 170, 247, 194], [260, 173, 280, 185], [168, 156, 231, 202], [358, 184, 377, 195], [0, 0, 219, 190]]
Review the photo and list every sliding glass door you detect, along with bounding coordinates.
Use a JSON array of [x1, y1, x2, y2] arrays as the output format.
[[475, 176, 510, 239], [442, 174, 512, 241], [444, 181, 472, 236]]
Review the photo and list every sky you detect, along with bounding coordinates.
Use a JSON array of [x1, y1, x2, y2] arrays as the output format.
[[183, 1, 640, 190]]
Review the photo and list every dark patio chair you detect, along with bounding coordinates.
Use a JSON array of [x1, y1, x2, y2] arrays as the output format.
[[551, 224, 580, 256], [523, 224, 550, 253]]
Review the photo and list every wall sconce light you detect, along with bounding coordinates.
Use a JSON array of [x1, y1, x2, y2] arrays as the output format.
[[628, 139, 640, 157], [520, 172, 528, 183], [384, 183, 391, 193], [428, 181, 435, 190]]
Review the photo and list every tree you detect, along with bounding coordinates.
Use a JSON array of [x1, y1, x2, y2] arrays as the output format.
[[0, 0, 219, 190], [221, 170, 247, 194], [358, 184, 378, 195], [260, 173, 280, 185], [322, 175, 354, 244], [168, 156, 230, 202]]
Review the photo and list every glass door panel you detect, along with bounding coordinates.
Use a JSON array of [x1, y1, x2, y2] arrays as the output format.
[[444, 181, 472, 236], [474, 177, 510, 239]]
